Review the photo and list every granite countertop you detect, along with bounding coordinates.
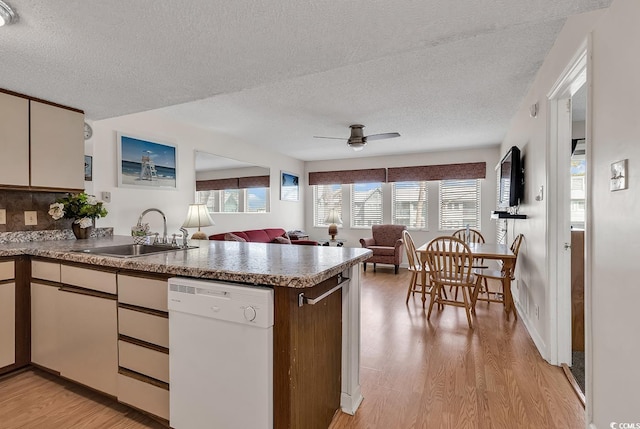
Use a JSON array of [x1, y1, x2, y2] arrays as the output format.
[[0, 235, 371, 288]]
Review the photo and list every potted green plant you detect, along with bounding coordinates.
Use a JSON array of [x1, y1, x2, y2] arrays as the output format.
[[48, 192, 108, 239]]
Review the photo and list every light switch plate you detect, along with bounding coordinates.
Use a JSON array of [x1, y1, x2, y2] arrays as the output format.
[[102, 191, 111, 203], [0, 209, 6, 225], [25, 211, 38, 226]]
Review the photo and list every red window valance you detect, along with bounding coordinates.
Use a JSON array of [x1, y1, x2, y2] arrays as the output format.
[[387, 162, 486, 182], [197, 175, 270, 191], [196, 178, 238, 191], [238, 175, 270, 189], [308, 168, 386, 185]]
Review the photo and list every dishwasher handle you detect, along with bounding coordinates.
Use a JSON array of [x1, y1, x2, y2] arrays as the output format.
[[298, 277, 348, 307]]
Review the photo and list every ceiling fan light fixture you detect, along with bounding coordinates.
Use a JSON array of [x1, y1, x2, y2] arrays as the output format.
[[349, 141, 366, 151], [0, 0, 18, 26]]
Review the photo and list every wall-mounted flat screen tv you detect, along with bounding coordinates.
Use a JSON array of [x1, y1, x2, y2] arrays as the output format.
[[498, 146, 523, 208]]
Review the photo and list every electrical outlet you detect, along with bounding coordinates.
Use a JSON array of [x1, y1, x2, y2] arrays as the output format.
[[25, 211, 38, 226], [102, 191, 111, 203], [0, 209, 6, 225], [535, 305, 539, 319]]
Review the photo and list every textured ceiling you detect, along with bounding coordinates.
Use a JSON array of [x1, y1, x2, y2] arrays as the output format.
[[1, 0, 610, 161]]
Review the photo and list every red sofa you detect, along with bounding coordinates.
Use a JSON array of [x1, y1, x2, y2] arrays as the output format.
[[209, 228, 318, 246]]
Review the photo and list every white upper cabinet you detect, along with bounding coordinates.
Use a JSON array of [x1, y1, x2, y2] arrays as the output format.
[[30, 101, 84, 190], [0, 90, 84, 191], [0, 92, 29, 187]]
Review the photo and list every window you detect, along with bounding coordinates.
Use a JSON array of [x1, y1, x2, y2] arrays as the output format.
[[313, 184, 342, 226], [351, 183, 383, 228], [196, 187, 269, 213], [439, 179, 481, 230], [392, 181, 428, 229], [246, 187, 269, 213]]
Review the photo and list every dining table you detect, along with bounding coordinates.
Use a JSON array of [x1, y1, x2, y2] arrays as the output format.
[[415, 241, 518, 320]]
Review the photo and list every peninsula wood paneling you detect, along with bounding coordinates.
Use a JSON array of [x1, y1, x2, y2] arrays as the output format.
[[274, 275, 342, 429]]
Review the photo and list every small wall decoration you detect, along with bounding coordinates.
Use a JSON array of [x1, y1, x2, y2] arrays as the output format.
[[84, 155, 93, 181], [117, 133, 177, 189], [610, 159, 628, 191], [280, 171, 299, 201]]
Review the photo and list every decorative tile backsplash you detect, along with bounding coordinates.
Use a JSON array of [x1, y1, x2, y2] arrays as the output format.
[[0, 189, 73, 233]]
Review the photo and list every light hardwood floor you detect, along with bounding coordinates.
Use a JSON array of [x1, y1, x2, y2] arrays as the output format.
[[0, 268, 584, 429]]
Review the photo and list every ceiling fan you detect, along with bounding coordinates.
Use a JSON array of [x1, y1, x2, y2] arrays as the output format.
[[314, 124, 400, 152]]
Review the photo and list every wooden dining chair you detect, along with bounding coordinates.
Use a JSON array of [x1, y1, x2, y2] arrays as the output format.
[[451, 228, 487, 299], [424, 236, 478, 328], [402, 230, 432, 306], [473, 234, 524, 306], [452, 228, 485, 244]]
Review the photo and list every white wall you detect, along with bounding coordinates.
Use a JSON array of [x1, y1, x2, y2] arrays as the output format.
[[304, 146, 500, 253], [499, 9, 605, 361], [589, 0, 640, 425], [501, 1, 640, 426], [89, 111, 305, 238]]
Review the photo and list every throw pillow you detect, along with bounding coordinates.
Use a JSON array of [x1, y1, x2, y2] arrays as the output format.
[[225, 233, 247, 242], [273, 236, 292, 245]]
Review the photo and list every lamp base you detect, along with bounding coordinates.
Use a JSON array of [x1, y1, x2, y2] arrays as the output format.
[[328, 224, 338, 241], [191, 230, 208, 240]]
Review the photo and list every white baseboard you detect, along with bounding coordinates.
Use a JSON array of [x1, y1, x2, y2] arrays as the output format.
[[515, 300, 548, 361], [341, 386, 364, 415], [589, 423, 598, 429]]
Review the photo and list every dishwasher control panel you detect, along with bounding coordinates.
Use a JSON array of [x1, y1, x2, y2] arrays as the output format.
[[168, 277, 274, 328]]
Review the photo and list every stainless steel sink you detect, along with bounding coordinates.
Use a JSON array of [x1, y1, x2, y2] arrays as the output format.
[[74, 244, 197, 258]]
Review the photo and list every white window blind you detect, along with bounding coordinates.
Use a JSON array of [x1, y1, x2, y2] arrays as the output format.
[[313, 184, 342, 226], [351, 183, 383, 228], [392, 181, 428, 230], [439, 179, 481, 230], [196, 190, 218, 213]]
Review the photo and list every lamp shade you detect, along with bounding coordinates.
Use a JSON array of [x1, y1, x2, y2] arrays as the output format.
[[182, 204, 214, 239], [324, 209, 342, 225]]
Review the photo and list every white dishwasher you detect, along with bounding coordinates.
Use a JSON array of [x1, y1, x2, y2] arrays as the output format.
[[168, 277, 274, 429]]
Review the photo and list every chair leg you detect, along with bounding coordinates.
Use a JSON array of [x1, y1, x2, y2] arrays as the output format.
[[373, 263, 377, 272], [462, 287, 473, 329], [406, 272, 417, 304], [394, 265, 399, 274], [426, 285, 438, 318], [363, 262, 367, 272]]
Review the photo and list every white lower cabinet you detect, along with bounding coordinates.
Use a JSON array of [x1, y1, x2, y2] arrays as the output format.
[[30, 282, 60, 371], [0, 260, 16, 370], [30, 263, 167, 419], [58, 287, 118, 396], [116, 274, 170, 421], [117, 373, 170, 421], [0, 282, 15, 369], [30, 260, 118, 397]]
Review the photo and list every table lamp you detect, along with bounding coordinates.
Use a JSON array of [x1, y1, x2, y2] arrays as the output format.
[[182, 204, 215, 240], [324, 208, 343, 240]]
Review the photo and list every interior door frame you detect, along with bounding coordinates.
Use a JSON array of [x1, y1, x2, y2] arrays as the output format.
[[546, 43, 588, 368]]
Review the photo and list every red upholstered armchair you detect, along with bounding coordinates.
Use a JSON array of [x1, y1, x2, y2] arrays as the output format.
[[359, 224, 407, 274]]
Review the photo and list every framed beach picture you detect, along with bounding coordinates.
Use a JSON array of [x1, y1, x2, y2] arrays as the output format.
[[117, 133, 177, 189], [280, 171, 299, 201], [84, 155, 92, 181]]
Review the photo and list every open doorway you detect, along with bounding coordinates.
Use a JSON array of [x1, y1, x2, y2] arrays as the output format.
[[568, 84, 587, 396], [547, 45, 590, 409]]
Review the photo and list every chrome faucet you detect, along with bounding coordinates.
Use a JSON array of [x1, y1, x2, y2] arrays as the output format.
[[179, 227, 189, 248], [137, 208, 167, 244]]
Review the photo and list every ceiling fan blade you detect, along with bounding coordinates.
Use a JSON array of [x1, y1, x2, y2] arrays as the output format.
[[313, 136, 348, 140], [365, 132, 401, 142]]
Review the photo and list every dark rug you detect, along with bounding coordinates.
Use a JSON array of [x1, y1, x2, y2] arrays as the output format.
[[571, 351, 585, 393]]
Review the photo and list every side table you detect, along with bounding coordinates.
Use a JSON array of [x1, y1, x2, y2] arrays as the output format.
[[316, 239, 347, 247]]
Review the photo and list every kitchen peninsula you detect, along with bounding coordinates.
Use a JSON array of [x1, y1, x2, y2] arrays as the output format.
[[0, 236, 371, 429]]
